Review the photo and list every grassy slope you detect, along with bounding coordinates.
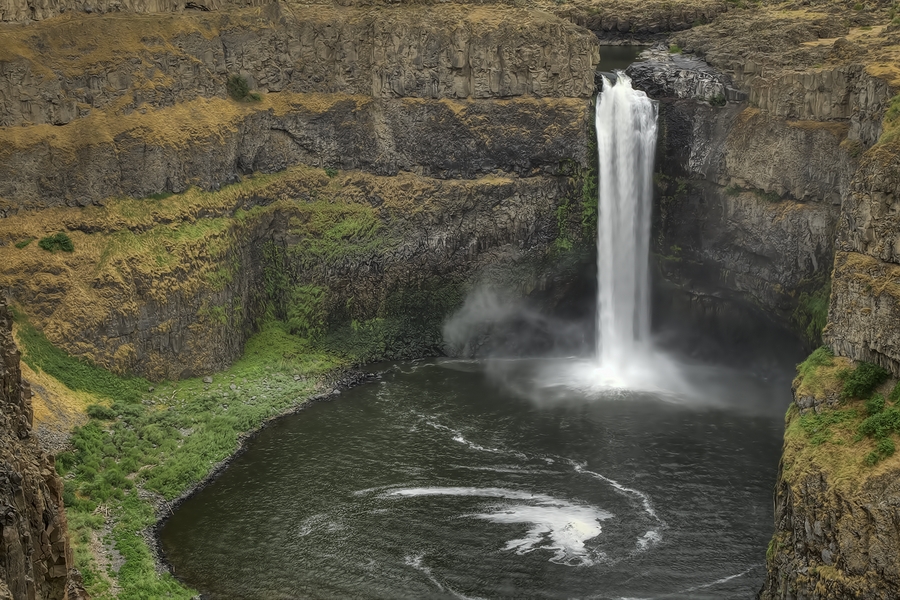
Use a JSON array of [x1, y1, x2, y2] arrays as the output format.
[[783, 347, 900, 497], [16, 312, 346, 599]]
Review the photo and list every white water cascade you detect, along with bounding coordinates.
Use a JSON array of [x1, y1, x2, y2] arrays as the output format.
[[595, 72, 658, 371]]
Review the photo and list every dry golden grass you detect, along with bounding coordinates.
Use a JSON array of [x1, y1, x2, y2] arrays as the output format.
[[786, 120, 850, 137]]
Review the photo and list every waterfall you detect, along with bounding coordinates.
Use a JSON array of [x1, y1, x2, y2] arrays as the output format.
[[595, 72, 658, 370]]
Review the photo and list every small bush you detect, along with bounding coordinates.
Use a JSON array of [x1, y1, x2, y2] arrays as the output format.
[[889, 382, 900, 404], [853, 2, 864, 9], [841, 361, 890, 400], [324, 167, 338, 178], [866, 393, 886, 416], [753, 188, 781, 203], [14, 238, 33, 249], [38, 232, 74, 253], [858, 406, 900, 439], [226, 74, 250, 101], [86, 404, 117, 421], [709, 93, 726, 107], [792, 280, 830, 347], [669, 43, 682, 54]]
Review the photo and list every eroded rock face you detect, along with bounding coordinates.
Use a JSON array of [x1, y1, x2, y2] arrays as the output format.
[[0, 5, 598, 128], [643, 70, 847, 321], [0, 301, 85, 600], [0, 95, 589, 211], [826, 144, 900, 377], [763, 461, 900, 600], [0, 0, 270, 24]]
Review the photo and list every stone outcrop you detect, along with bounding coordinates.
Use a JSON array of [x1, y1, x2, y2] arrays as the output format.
[[763, 447, 900, 599], [0, 300, 85, 600], [760, 355, 900, 600], [0, 0, 270, 23], [1, 168, 579, 379], [825, 143, 900, 377], [626, 46, 745, 103], [0, 0, 597, 379], [0, 94, 588, 211], [633, 54, 850, 322], [0, 5, 597, 128]]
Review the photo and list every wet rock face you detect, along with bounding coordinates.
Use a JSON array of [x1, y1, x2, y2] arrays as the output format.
[[0, 301, 84, 600], [646, 76, 846, 321], [826, 145, 900, 377]]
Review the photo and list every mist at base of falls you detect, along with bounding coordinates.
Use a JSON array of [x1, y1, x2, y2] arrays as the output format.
[[441, 283, 804, 417]]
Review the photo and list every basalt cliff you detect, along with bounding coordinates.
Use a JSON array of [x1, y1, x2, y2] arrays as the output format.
[[1, 0, 900, 597], [0, 299, 85, 600]]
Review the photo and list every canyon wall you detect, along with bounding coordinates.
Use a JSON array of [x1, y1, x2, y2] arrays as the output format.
[[826, 142, 900, 377], [631, 55, 856, 330], [656, 6, 900, 599], [0, 300, 84, 600], [0, 4, 598, 378]]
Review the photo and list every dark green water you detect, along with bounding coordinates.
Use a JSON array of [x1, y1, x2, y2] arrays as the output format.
[[598, 45, 648, 72], [161, 354, 795, 599]]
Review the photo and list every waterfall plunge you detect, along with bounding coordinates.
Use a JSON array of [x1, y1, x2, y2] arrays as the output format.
[[595, 73, 658, 371]]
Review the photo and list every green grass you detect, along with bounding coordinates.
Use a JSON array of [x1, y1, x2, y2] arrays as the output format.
[[38, 232, 74, 252], [797, 408, 859, 446], [796, 346, 834, 381], [841, 361, 889, 401], [792, 279, 830, 346], [14, 237, 33, 248], [15, 317, 148, 402], [287, 201, 391, 268], [880, 93, 900, 146], [791, 347, 900, 466], [18, 316, 346, 599], [669, 43, 682, 54]]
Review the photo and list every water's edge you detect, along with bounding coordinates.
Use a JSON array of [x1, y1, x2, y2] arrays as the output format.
[[149, 368, 379, 588]]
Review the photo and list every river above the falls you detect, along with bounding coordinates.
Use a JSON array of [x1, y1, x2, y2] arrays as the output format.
[[160, 350, 798, 600]]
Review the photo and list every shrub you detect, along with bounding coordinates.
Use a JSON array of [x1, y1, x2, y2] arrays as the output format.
[[226, 74, 250, 101], [324, 167, 338, 178], [86, 404, 117, 420], [792, 280, 830, 347], [38, 232, 74, 253], [842, 361, 890, 400], [669, 43, 682, 54], [858, 406, 900, 439], [866, 393, 886, 416], [709, 93, 726, 107], [890, 382, 900, 404], [14, 238, 33, 249]]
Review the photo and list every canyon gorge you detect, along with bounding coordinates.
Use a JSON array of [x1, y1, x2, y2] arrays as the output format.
[[1, 0, 900, 597]]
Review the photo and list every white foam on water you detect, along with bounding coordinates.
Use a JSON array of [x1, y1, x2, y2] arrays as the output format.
[[422, 418, 529, 459], [404, 554, 488, 600], [680, 567, 754, 592], [571, 462, 665, 552], [388, 487, 611, 567], [295, 513, 343, 537], [636, 530, 661, 550], [452, 464, 559, 475]]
